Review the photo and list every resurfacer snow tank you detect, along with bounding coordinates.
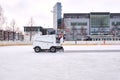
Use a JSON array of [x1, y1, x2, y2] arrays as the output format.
[[33, 34, 64, 53]]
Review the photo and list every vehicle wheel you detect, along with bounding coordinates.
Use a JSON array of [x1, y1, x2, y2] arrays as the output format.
[[34, 47, 41, 53], [58, 47, 64, 52], [50, 47, 56, 53], [60, 47, 64, 52]]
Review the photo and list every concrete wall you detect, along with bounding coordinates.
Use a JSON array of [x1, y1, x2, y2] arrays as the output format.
[[0, 41, 32, 46], [63, 41, 120, 45], [1, 41, 120, 46]]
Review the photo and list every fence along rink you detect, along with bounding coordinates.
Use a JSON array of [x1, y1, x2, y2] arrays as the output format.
[[0, 30, 24, 41], [63, 41, 120, 45]]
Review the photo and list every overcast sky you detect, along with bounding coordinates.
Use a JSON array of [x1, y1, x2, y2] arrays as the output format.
[[0, 0, 120, 31]]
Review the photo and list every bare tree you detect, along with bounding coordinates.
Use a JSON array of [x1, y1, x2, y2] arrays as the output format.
[[28, 17, 34, 41], [110, 23, 120, 40], [71, 23, 76, 41], [60, 19, 64, 29], [80, 27, 84, 35], [11, 19, 16, 41], [80, 27, 87, 40], [15, 26, 21, 33], [0, 5, 5, 30], [5, 22, 12, 31]]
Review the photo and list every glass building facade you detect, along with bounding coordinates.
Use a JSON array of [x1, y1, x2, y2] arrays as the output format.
[[64, 12, 120, 41], [90, 13, 110, 35], [53, 2, 62, 30], [64, 14, 89, 41]]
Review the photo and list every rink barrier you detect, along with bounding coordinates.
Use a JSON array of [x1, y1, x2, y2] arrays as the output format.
[[0, 41, 32, 46], [63, 41, 120, 45], [0, 41, 120, 46]]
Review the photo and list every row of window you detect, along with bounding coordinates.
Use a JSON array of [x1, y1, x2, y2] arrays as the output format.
[[71, 22, 87, 26], [64, 14, 120, 19], [69, 22, 120, 27], [64, 16, 89, 18], [112, 22, 120, 26], [24, 27, 43, 32], [92, 38, 120, 41]]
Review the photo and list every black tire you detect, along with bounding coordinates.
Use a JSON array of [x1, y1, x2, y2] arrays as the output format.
[[34, 47, 41, 53], [60, 47, 64, 52], [50, 47, 56, 53], [57, 47, 64, 52]]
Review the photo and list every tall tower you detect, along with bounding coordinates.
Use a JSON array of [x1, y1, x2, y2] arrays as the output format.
[[53, 2, 62, 32]]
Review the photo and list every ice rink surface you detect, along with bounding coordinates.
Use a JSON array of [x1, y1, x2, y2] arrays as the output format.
[[0, 45, 120, 80]]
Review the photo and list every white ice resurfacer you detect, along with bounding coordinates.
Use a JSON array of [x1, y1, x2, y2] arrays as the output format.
[[33, 34, 64, 53]]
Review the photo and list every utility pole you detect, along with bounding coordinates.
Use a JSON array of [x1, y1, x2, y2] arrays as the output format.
[[80, 26, 87, 40]]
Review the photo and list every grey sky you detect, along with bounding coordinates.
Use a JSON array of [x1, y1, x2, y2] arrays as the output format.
[[0, 0, 120, 31]]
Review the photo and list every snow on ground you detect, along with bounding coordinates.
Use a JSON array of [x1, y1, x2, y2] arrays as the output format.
[[0, 45, 120, 80]]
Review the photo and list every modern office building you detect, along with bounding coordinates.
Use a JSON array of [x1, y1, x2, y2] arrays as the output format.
[[63, 12, 120, 41], [24, 26, 43, 41], [53, 2, 62, 31], [64, 13, 90, 40], [24, 26, 55, 41]]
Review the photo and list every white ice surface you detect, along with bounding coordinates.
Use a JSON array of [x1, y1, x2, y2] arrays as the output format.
[[64, 45, 120, 51], [0, 45, 120, 80]]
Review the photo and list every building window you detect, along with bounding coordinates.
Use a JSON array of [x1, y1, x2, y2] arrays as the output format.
[[71, 22, 87, 26], [90, 15, 110, 28], [112, 22, 120, 26]]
